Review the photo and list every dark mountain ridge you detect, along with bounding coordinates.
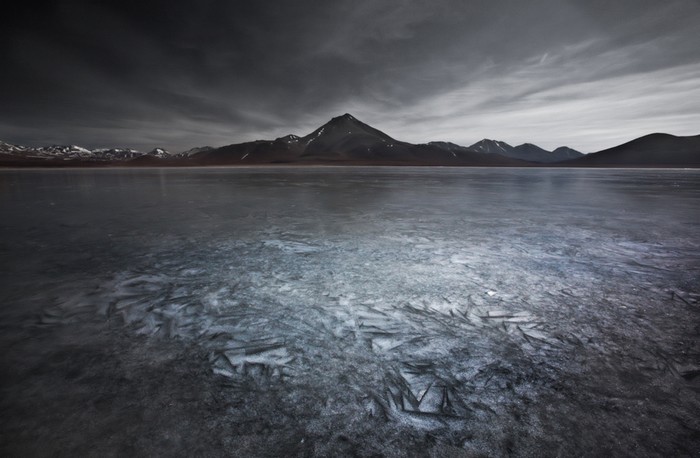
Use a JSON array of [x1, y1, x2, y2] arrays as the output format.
[[1, 115, 698, 167], [192, 114, 526, 166], [465, 139, 584, 163], [566, 133, 700, 167]]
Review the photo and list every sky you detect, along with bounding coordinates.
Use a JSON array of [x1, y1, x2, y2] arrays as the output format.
[[1, 0, 699, 153]]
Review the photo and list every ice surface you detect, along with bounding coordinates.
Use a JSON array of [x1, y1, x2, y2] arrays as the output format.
[[1, 167, 699, 456]]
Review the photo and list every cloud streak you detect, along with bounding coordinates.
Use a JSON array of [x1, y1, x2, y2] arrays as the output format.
[[369, 43, 700, 152]]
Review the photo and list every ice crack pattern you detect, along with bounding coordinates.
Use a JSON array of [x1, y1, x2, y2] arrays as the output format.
[[39, 226, 699, 433]]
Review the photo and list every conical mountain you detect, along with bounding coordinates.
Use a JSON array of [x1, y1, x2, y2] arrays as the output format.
[[300, 113, 396, 158], [468, 139, 514, 155]]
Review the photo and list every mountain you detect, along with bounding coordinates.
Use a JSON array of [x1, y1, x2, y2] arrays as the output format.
[[179, 146, 214, 157], [465, 140, 583, 163], [193, 137, 304, 165], [566, 133, 700, 167], [551, 146, 584, 161], [468, 139, 514, 156], [0, 141, 170, 165], [300, 113, 395, 158], [512, 143, 551, 162], [2, 117, 697, 167], [0, 141, 30, 156], [90, 148, 144, 160], [192, 114, 525, 166], [0, 142, 93, 160], [147, 148, 171, 158], [427, 141, 478, 157]]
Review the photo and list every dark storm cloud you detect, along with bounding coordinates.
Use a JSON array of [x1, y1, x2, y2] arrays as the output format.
[[1, 0, 699, 152]]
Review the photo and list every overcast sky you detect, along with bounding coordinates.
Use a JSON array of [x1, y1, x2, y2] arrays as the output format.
[[1, 0, 699, 153]]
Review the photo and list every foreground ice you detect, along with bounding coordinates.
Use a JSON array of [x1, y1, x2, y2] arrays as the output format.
[[1, 167, 699, 456]]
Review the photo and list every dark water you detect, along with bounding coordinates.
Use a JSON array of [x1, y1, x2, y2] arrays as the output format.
[[1, 167, 699, 457]]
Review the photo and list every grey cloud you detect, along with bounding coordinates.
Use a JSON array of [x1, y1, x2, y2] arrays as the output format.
[[1, 0, 698, 152]]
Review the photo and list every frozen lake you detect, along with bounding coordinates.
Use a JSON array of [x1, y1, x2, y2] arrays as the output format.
[[1, 167, 699, 456]]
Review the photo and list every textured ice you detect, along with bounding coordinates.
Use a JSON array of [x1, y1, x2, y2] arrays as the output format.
[[1, 167, 699, 456]]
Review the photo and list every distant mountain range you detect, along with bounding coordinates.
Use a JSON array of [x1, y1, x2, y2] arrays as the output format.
[[0, 141, 171, 163], [1, 114, 698, 167], [433, 139, 583, 163]]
